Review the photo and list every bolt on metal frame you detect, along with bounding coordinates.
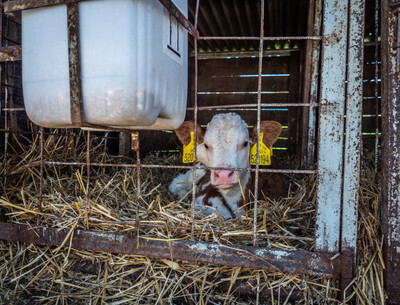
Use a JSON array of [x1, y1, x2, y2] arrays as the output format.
[[0, 0, 365, 300]]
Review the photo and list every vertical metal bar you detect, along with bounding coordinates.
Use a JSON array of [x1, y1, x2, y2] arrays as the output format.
[[341, 0, 365, 298], [374, 0, 380, 174], [39, 126, 44, 212], [315, 0, 349, 252], [0, 6, 6, 188], [67, 3, 83, 126], [133, 132, 141, 245], [253, 0, 264, 247], [381, 0, 400, 301], [342, 0, 365, 254], [190, 0, 200, 240], [301, 0, 316, 168], [306, 0, 322, 168], [85, 130, 90, 230]]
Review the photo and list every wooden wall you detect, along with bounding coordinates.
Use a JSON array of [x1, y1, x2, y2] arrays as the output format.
[[139, 45, 381, 159], [362, 45, 381, 151], [139, 50, 301, 157]]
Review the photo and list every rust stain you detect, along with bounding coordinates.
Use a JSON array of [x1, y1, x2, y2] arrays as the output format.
[[0, 222, 351, 278]]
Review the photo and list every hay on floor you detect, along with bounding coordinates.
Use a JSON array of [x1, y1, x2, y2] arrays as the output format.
[[0, 131, 385, 304]]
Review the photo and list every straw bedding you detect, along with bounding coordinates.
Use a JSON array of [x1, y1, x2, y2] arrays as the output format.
[[0, 131, 385, 304]]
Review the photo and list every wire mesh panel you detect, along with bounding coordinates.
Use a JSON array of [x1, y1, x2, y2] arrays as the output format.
[[0, 0, 368, 302]]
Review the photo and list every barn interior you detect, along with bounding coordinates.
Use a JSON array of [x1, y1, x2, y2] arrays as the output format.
[[0, 0, 386, 304]]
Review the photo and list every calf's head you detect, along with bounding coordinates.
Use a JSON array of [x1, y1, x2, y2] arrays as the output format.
[[175, 113, 282, 189]]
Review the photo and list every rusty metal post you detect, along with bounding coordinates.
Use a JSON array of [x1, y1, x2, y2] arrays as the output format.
[[253, 0, 265, 247], [374, 0, 380, 173], [305, 0, 322, 169], [300, 0, 316, 168], [314, 0, 349, 252], [190, 0, 200, 240], [67, 3, 83, 126], [381, 0, 400, 303], [0, 222, 346, 278], [84, 130, 91, 230], [341, 0, 365, 299]]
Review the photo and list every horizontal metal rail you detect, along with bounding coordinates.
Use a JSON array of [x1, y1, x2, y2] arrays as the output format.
[[1, 103, 319, 113], [199, 36, 322, 41], [0, 222, 349, 278], [0, 108, 25, 111], [40, 161, 318, 174], [188, 103, 319, 111], [3, 0, 198, 39], [27, 215, 315, 242]]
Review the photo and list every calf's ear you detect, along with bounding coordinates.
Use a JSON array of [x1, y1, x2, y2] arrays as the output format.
[[174, 121, 205, 146], [250, 121, 282, 147]]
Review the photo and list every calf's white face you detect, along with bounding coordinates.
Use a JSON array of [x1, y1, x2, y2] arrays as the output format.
[[169, 112, 283, 219], [196, 113, 250, 189]]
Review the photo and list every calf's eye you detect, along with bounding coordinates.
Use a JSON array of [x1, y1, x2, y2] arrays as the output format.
[[204, 144, 209, 149], [243, 141, 249, 148]]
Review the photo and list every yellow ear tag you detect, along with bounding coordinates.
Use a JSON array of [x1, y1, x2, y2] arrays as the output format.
[[250, 133, 271, 166], [183, 131, 198, 163]]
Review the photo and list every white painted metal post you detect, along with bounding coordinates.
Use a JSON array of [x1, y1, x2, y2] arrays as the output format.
[[315, 0, 349, 252], [341, 0, 365, 255]]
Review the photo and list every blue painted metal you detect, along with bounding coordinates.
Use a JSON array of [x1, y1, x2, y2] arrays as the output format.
[[315, 0, 349, 252], [342, 0, 365, 254]]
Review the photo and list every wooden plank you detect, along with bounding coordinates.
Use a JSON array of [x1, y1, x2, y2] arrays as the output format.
[[198, 56, 290, 77], [364, 44, 380, 62], [362, 116, 382, 133], [198, 76, 289, 92], [363, 62, 381, 78], [362, 99, 381, 116], [363, 81, 381, 97], [184, 109, 289, 133], [139, 130, 180, 155], [287, 51, 301, 156], [197, 93, 289, 106]]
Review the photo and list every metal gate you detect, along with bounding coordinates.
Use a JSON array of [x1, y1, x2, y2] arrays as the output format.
[[0, 0, 368, 301]]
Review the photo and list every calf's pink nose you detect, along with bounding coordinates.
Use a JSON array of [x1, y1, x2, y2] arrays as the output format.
[[212, 170, 237, 187]]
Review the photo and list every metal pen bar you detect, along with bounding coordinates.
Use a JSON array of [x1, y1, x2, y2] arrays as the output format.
[[1, 5, 6, 188], [41, 161, 317, 174], [306, 0, 323, 168], [374, 0, 380, 174], [85, 130, 91, 230], [187, 103, 319, 111], [253, 0, 265, 247], [0, 222, 345, 278], [199, 36, 322, 41], [0, 108, 25, 111], [340, 0, 365, 298], [190, 0, 201, 240], [39, 127, 44, 212], [67, 3, 83, 126], [133, 131, 141, 246], [315, 0, 349, 253]]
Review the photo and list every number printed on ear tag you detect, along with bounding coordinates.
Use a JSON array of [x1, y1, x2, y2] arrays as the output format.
[[250, 133, 271, 166], [183, 131, 198, 163]]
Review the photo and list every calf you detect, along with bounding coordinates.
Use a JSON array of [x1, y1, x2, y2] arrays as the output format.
[[168, 113, 286, 219]]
